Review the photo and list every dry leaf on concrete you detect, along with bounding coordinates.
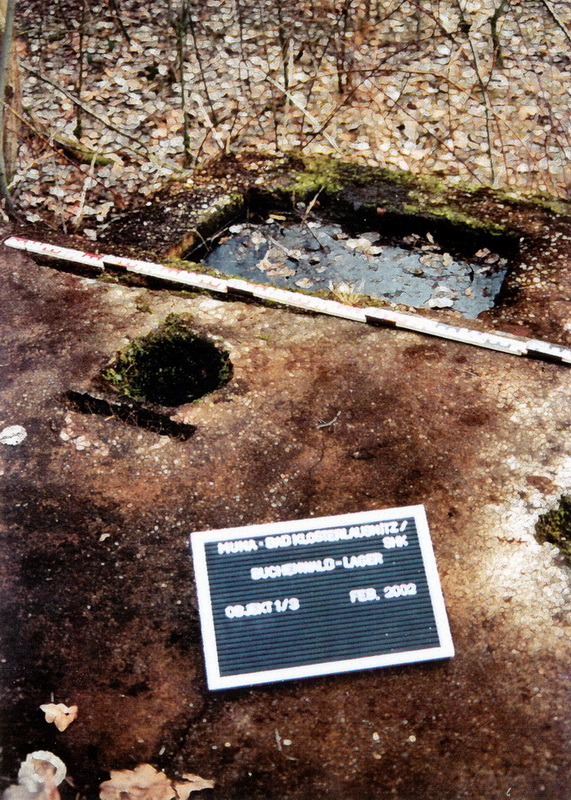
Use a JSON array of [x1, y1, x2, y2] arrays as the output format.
[[39, 703, 78, 732], [99, 764, 176, 800], [173, 774, 215, 799]]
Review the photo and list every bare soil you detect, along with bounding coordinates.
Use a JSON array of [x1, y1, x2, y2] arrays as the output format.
[[1, 213, 570, 797]]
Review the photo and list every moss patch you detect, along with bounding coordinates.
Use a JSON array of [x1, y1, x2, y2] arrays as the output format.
[[285, 155, 416, 201], [102, 316, 232, 406], [535, 497, 571, 566]]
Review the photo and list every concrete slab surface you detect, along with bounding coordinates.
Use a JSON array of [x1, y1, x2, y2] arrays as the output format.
[[1, 229, 570, 799]]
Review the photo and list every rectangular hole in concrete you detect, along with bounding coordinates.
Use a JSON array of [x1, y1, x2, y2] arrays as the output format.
[[197, 217, 510, 319]]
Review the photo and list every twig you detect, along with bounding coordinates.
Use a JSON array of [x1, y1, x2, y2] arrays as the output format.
[[185, 4, 218, 124], [254, 68, 342, 153], [74, 0, 88, 139], [369, 89, 484, 182], [265, 233, 298, 260], [172, 3, 192, 166], [537, 0, 571, 44], [274, 729, 298, 762], [107, 0, 131, 43], [490, 0, 510, 68], [317, 411, 341, 428], [455, 0, 497, 184], [275, 0, 290, 90], [4, 103, 123, 200], [22, 63, 147, 149], [72, 151, 98, 230], [196, 95, 225, 151]]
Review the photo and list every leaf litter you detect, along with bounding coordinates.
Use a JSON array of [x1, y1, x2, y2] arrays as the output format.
[[12, 0, 571, 233], [2, 759, 214, 800]]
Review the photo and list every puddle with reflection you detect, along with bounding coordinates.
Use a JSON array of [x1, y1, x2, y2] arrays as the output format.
[[204, 220, 508, 318]]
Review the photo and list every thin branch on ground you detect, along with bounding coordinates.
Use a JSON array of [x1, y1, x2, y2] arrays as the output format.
[[256, 68, 342, 152], [9, 104, 125, 200], [454, 0, 497, 184], [107, 0, 131, 43], [74, 0, 88, 140], [537, 0, 571, 44]]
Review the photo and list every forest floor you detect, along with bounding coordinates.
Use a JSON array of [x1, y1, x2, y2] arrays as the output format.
[[11, 0, 571, 236]]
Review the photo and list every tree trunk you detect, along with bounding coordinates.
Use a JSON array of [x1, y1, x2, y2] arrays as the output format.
[[0, 0, 21, 186]]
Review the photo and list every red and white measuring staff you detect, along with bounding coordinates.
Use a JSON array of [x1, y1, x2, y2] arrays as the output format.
[[5, 235, 571, 365]]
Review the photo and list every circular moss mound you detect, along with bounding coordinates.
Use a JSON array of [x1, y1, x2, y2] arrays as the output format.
[[102, 317, 232, 406]]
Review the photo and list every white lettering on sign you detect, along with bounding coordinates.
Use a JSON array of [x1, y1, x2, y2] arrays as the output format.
[[258, 522, 407, 551], [250, 552, 384, 580], [349, 587, 381, 603], [265, 534, 292, 549], [215, 522, 411, 558], [225, 597, 300, 619], [382, 534, 408, 549], [383, 583, 417, 598], [251, 558, 336, 580], [218, 538, 259, 555], [342, 552, 384, 568]]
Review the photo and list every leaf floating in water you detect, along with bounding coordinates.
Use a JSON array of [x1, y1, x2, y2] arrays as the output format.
[[256, 254, 286, 273], [426, 296, 454, 309], [40, 702, 78, 732], [268, 265, 296, 278], [250, 231, 266, 246], [345, 237, 371, 251]]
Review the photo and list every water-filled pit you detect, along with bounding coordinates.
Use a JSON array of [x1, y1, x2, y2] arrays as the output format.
[[204, 219, 509, 318]]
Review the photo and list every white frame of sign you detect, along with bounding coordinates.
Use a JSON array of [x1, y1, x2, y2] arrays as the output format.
[[190, 505, 454, 690]]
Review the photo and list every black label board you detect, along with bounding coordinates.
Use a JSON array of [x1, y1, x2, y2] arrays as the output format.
[[190, 505, 454, 689]]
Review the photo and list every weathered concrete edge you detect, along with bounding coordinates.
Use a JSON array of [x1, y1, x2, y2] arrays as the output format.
[[97, 152, 571, 258]]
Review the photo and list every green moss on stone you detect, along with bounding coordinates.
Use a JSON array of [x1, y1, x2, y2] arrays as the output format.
[[406, 203, 508, 236], [282, 156, 512, 241], [535, 497, 571, 566], [199, 192, 245, 234]]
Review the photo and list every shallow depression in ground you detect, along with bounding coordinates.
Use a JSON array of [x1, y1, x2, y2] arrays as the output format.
[[203, 220, 509, 318]]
